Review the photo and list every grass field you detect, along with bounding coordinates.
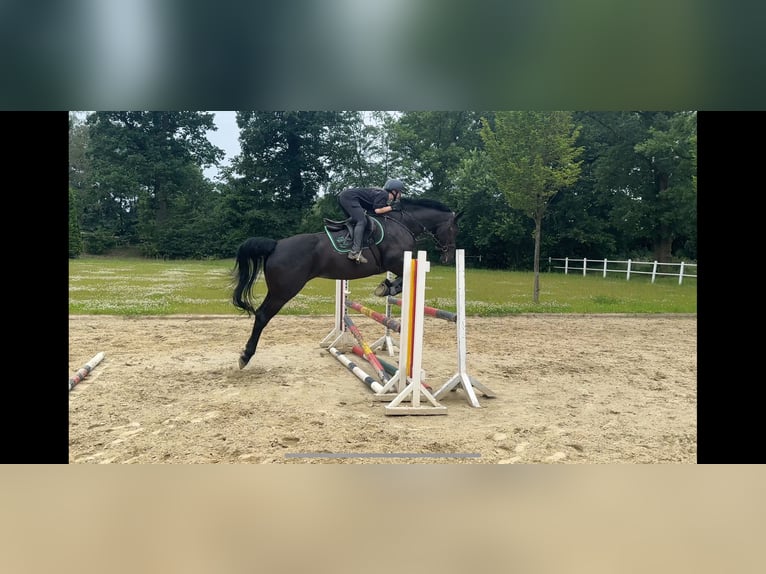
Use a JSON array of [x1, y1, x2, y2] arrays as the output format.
[[68, 256, 697, 316]]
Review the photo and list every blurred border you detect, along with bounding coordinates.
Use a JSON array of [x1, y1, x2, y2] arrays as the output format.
[[2, 1, 764, 109], [1, 465, 764, 573]]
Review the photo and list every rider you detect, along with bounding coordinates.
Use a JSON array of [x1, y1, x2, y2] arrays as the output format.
[[337, 178, 405, 263]]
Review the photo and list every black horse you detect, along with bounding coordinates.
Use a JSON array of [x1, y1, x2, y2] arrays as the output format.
[[232, 198, 462, 369]]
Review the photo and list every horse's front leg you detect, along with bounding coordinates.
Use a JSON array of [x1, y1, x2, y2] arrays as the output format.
[[388, 276, 403, 295], [373, 275, 403, 297]]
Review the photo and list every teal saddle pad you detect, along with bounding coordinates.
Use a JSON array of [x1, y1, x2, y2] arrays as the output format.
[[323, 217, 384, 253]]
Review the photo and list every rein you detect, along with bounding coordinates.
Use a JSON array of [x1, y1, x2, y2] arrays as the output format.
[[383, 209, 454, 256]]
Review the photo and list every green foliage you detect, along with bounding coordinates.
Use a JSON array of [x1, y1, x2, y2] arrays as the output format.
[[389, 111, 486, 195], [480, 111, 583, 219], [480, 111, 584, 300], [573, 111, 697, 262], [448, 149, 533, 269], [68, 187, 83, 258], [69, 113, 91, 194], [82, 230, 117, 255], [228, 111, 351, 238], [83, 111, 224, 256], [69, 257, 697, 316], [323, 111, 392, 190]]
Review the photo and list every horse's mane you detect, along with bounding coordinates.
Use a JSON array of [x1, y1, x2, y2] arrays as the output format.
[[400, 197, 452, 212]]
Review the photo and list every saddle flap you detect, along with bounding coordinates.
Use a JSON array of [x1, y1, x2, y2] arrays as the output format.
[[323, 216, 351, 231], [322, 214, 377, 234]]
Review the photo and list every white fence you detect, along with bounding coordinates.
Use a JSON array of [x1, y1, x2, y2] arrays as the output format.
[[548, 257, 697, 285]]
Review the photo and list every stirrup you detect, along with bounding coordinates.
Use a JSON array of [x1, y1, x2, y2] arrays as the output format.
[[348, 250, 368, 263]]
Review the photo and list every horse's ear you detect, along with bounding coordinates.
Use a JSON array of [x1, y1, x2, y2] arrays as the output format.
[[455, 210, 464, 222]]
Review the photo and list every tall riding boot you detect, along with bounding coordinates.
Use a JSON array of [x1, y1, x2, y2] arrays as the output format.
[[348, 221, 368, 263]]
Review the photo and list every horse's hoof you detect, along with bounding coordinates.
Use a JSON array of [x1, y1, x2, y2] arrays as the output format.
[[374, 283, 389, 297], [238, 354, 249, 369]]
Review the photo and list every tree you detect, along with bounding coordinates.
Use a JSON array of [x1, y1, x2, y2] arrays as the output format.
[[447, 148, 533, 269], [573, 111, 697, 262], [481, 111, 583, 302], [323, 110, 393, 192], [633, 111, 697, 261], [69, 112, 91, 194], [84, 111, 224, 256], [69, 113, 90, 255], [388, 111, 486, 196], [542, 112, 631, 260], [225, 111, 352, 240], [69, 187, 83, 258]]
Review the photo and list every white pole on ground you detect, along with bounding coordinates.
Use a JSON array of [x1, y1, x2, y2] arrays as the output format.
[[69, 351, 106, 392], [328, 347, 385, 393]]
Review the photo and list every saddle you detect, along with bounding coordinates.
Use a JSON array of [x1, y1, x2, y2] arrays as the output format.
[[323, 215, 384, 253]]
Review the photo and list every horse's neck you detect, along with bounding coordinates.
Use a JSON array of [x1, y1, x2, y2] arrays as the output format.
[[403, 210, 436, 236]]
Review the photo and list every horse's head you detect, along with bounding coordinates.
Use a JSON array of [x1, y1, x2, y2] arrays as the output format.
[[433, 210, 462, 264], [396, 198, 463, 264]]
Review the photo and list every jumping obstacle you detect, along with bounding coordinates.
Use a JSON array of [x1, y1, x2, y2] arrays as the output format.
[[344, 252, 436, 406], [323, 280, 404, 401], [322, 250, 446, 415], [69, 351, 105, 392], [322, 249, 495, 412]]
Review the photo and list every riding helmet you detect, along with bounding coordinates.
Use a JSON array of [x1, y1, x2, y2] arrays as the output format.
[[383, 179, 406, 194]]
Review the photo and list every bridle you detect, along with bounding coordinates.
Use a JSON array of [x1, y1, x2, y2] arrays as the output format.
[[384, 207, 456, 257]]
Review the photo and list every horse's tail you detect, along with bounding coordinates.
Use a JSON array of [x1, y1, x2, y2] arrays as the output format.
[[232, 237, 278, 315]]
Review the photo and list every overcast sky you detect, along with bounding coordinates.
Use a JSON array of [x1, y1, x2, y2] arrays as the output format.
[[206, 111, 240, 181]]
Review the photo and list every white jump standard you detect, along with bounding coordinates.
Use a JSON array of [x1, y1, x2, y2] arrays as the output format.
[[431, 249, 496, 407], [370, 270, 399, 356], [383, 250, 446, 415]]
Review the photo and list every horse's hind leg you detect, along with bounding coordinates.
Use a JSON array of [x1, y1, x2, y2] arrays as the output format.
[[239, 293, 289, 369]]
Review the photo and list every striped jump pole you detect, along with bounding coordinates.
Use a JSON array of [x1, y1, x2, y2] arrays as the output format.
[[69, 351, 105, 392], [345, 300, 401, 333], [351, 344, 433, 394], [351, 345, 398, 376], [328, 347, 384, 394], [342, 313, 390, 384], [386, 297, 457, 323]]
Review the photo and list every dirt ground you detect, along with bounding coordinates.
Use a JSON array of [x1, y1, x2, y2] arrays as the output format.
[[68, 313, 697, 464]]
